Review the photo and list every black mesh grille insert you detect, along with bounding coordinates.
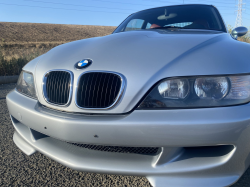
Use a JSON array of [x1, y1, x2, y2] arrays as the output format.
[[68, 143, 160, 155], [77, 72, 122, 108], [45, 71, 71, 105]]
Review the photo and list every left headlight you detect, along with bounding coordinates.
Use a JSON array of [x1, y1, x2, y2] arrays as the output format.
[[138, 74, 250, 109], [16, 71, 37, 99]]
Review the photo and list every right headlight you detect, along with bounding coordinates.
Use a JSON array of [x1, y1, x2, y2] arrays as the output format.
[[138, 75, 250, 109], [16, 71, 37, 99]]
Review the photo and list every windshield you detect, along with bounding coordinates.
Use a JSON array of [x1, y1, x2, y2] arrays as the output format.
[[114, 5, 227, 33]]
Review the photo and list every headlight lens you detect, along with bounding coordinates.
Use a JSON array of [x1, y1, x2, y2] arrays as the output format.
[[16, 71, 37, 99], [158, 79, 189, 99], [138, 75, 250, 109], [194, 77, 229, 100]]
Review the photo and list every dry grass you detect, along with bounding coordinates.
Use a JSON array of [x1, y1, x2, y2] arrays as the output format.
[[0, 22, 115, 61], [0, 22, 115, 43], [1, 42, 64, 61], [0, 22, 116, 76]]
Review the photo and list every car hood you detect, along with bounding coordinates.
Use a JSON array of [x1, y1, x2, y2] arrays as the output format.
[[33, 30, 250, 113]]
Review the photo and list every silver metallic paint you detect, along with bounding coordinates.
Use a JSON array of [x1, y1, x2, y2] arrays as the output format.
[[7, 90, 250, 147], [232, 26, 248, 39], [22, 30, 250, 114], [7, 8, 250, 186]]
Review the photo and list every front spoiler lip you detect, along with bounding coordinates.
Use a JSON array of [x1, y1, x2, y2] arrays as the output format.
[[12, 119, 239, 187], [11, 119, 236, 175]]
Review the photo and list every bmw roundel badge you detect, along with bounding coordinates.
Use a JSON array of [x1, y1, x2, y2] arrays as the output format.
[[75, 59, 92, 69]]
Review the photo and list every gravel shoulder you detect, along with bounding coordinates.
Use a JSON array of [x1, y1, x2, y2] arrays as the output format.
[[0, 83, 249, 187]]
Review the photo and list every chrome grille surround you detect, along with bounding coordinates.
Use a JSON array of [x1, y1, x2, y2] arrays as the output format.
[[75, 71, 126, 110], [42, 69, 74, 107]]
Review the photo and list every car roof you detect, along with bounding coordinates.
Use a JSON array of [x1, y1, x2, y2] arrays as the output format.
[[134, 4, 215, 14]]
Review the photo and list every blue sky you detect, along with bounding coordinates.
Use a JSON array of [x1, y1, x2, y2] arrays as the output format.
[[0, 0, 249, 28]]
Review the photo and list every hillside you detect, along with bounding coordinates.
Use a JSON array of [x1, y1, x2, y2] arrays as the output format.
[[0, 22, 116, 76], [0, 22, 116, 43]]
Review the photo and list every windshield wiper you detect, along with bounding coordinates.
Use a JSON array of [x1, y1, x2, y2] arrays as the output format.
[[150, 26, 182, 30], [150, 27, 222, 32]]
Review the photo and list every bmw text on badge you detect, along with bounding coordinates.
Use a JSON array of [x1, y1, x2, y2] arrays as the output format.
[[75, 59, 92, 69]]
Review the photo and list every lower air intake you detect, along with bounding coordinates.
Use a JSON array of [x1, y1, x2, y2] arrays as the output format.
[[68, 143, 160, 155]]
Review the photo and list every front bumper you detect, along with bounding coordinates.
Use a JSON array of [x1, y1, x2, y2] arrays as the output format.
[[6, 90, 250, 187]]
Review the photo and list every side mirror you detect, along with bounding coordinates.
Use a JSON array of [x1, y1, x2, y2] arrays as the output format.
[[231, 26, 248, 39]]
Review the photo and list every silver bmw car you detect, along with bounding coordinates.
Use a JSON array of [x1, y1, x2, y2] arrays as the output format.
[[6, 4, 250, 187]]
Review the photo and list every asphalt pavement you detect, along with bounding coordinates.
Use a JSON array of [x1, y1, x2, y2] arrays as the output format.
[[0, 83, 249, 187]]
